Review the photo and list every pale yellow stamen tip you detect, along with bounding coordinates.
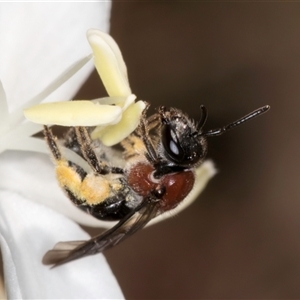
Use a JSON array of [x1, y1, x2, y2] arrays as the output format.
[[91, 100, 146, 146], [87, 29, 131, 98], [24, 101, 122, 126]]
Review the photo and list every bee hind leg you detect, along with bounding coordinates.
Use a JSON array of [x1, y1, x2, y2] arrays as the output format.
[[43, 125, 63, 161], [43, 126, 127, 219], [75, 126, 124, 175], [43, 125, 88, 205]]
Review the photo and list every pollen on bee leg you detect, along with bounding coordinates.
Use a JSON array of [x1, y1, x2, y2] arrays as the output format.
[[55, 160, 82, 198], [121, 135, 146, 158], [81, 174, 111, 205], [55, 160, 111, 205]]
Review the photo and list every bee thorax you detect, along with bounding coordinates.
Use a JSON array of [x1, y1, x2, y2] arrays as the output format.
[[127, 162, 195, 212]]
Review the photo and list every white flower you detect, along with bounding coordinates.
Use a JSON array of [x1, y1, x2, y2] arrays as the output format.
[[0, 3, 123, 299], [23, 27, 216, 226], [0, 4, 216, 300]]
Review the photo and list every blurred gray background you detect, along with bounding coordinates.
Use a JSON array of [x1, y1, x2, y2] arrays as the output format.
[[77, 2, 300, 299]]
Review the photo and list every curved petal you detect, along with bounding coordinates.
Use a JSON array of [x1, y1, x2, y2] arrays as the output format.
[[91, 101, 146, 146], [87, 29, 131, 97], [0, 150, 216, 230], [0, 191, 124, 299], [0, 2, 111, 112], [175, 159, 216, 211], [0, 151, 216, 237], [24, 101, 122, 126]]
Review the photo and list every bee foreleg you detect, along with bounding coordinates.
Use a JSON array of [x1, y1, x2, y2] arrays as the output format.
[[138, 105, 160, 165]]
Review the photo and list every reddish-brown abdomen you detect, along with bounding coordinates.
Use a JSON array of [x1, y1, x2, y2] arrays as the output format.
[[127, 162, 195, 212]]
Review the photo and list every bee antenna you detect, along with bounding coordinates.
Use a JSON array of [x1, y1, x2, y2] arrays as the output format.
[[202, 105, 270, 137], [197, 105, 208, 130]]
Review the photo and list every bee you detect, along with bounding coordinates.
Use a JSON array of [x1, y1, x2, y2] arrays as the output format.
[[42, 103, 270, 267]]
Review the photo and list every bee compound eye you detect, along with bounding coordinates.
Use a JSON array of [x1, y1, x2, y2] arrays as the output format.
[[161, 124, 184, 162]]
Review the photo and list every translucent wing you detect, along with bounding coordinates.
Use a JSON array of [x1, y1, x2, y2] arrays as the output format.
[[43, 198, 160, 267]]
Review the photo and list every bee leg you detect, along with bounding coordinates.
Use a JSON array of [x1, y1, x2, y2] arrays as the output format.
[[43, 126, 118, 216], [43, 126, 87, 180], [43, 125, 87, 202], [75, 126, 123, 175], [135, 111, 160, 134], [138, 105, 161, 165], [43, 125, 63, 161]]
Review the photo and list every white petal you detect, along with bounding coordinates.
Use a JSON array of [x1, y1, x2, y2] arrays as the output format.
[[0, 2, 111, 112], [177, 160, 217, 211], [148, 160, 217, 226], [87, 29, 131, 97], [0, 81, 8, 120], [0, 136, 46, 155], [0, 55, 93, 138], [21, 54, 93, 109], [91, 100, 146, 146], [24, 101, 122, 126], [0, 151, 112, 228], [0, 191, 124, 299]]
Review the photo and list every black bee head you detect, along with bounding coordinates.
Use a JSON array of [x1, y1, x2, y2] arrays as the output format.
[[158, 106, 208, 168]]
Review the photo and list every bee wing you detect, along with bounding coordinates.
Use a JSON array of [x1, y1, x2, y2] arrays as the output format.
[[43, 198, 160, 267]]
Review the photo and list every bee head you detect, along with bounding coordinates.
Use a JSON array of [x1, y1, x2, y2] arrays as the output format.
[[158, 106, 208, 168], [155, 104, 270, 173]]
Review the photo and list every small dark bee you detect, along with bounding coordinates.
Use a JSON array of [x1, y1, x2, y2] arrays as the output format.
[[42, 103, 270, 266]]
